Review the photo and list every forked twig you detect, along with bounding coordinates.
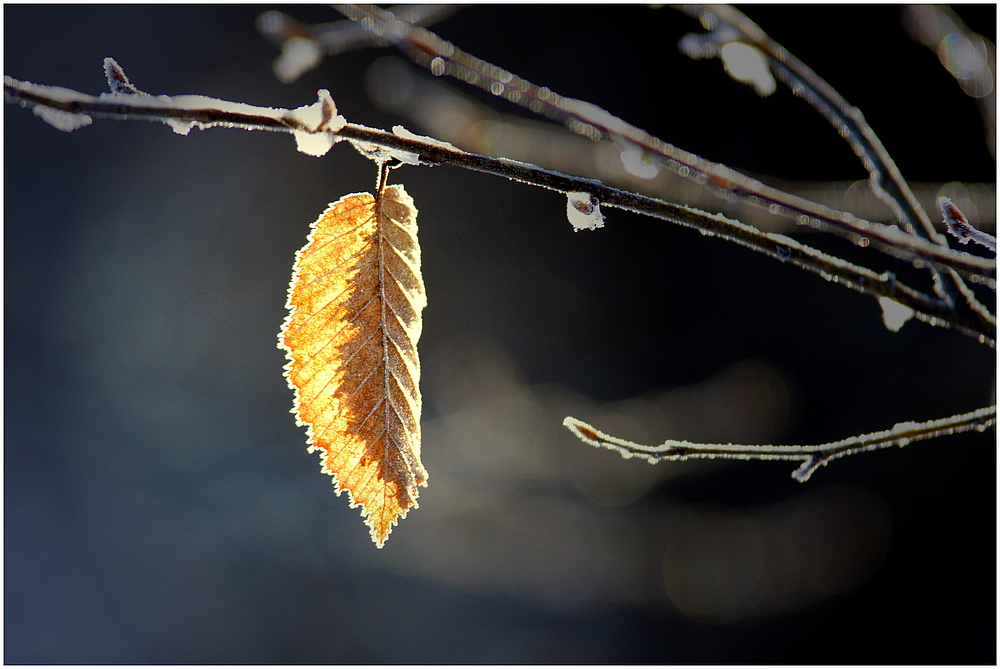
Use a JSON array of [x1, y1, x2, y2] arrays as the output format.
[[333, 3, 997, 309], [564, 405, 996, 482], [5, 6, 994, 491], [677, 4, 994, 331], [4, 68, 995, 346]]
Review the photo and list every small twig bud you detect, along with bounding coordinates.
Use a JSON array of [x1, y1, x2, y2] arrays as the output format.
[[103, 57, 145, 96], [939, 196, 997, 252]]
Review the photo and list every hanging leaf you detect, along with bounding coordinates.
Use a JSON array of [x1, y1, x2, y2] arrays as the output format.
[[279, 184, 427, 547]]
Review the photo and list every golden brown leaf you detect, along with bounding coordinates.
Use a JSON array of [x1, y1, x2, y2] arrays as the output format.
[[279, 184, 427, 547]]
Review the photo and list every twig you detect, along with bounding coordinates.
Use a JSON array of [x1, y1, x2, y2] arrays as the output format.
[[4, 70, 995, 346], [677, 4, 993, 333], [365, 56, 997, 234], [332, 3, 997, 301], [256, 5, 458, 83], [564, 405, 996, 482], [940, 196, 997, 252]]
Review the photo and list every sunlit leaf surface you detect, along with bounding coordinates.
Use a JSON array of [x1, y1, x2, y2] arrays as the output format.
[[280, 185, 427, 547]]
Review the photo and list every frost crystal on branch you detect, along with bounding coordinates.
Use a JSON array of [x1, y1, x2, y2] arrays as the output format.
[[719, 42, 776, 96], [348, 125, 445, 167], [6, 60, 347, 156], [939, 196, 997, 251], [32, 105, 92, 132], [103, 57, 144, 95], [289, 89, 346, 156], [565, 406, 996, 483], [877, 296, 916, 332], [275, 37, 324, 84], [566, 192, 604, 231]]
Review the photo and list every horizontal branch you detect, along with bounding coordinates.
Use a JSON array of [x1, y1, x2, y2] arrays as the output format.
[[564, 405, 996, 482], [333, 4, 997, 289], [678, 3, 993, 339], [4, 70, 995, 345]]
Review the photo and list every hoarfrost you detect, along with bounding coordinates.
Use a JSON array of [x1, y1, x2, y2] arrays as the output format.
[[720, 43, 776, 96], [32, 105, 92, 132], [10, 68, 350, 154], [678, 25, 742, 60], [877, 296, 915, 332], [286, 89, 343, 131], [293, 131, 335, 157], [392, 125, 457, 151], [889, 420, 919, 435], [166, 119, 196, 136], [560, 98, 631, 137], [93, 90, 293, 123], [6, 78, 96, 105], [287, 89, 346, 157], [348, 122, 440, 166], [104, 57, 144, 95], [938, 195, 996, 251], [349, 140, 421, 166], [680, 28, 776, 96], [566, 192, 605, 231], [620, 148, 660, 180], [274, 37, 323, 84]]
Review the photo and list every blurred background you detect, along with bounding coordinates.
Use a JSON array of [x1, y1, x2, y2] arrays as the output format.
[[5, 5, 995, 663]]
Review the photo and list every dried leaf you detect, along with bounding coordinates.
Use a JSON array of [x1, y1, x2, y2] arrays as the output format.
[[279, 184, 427, 547]]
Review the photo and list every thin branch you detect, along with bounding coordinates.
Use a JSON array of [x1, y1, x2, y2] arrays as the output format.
[[677, 4, 993, 333], [332, 3, 997, 304], [4, 71, 995, 346], [365, 56, 997, 234], [940, 196, 997, 252], [680, 6, 943, 244], [564, 405, 996, 482], [256, 5, 459, 83]]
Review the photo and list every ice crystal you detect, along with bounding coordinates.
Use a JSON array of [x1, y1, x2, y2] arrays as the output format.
[[289, 89, 346, 157], [392, 125, 457, 152], [620, 148, 660, 180], [720, 43, 776, 97], [566, 192, 605, 231], [877, 296, 915, 332], [275, 37, 323, 84], [32, 105, 92, 132]]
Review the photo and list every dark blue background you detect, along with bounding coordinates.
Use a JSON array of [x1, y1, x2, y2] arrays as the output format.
[[5, 5, 995, 663]]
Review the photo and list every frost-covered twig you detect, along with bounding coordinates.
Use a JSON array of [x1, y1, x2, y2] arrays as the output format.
[[940, 196, 997, 252], [4, 65, 995, 345], [4, 61, 348, 157], [678, 4, 995, 334], [333, 3, 997, 300], [564, 405, 996, 483], [679, 6, 946, 245], [366, 56, 998, 235], [256, 5, 458, 83]]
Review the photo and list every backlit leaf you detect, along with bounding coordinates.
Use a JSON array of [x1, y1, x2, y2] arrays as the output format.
[[279, 184, 427, 547]]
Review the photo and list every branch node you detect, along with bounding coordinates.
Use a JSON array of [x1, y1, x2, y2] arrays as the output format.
[[103, 57, 145, 96], [791, 456, 824, 482]]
